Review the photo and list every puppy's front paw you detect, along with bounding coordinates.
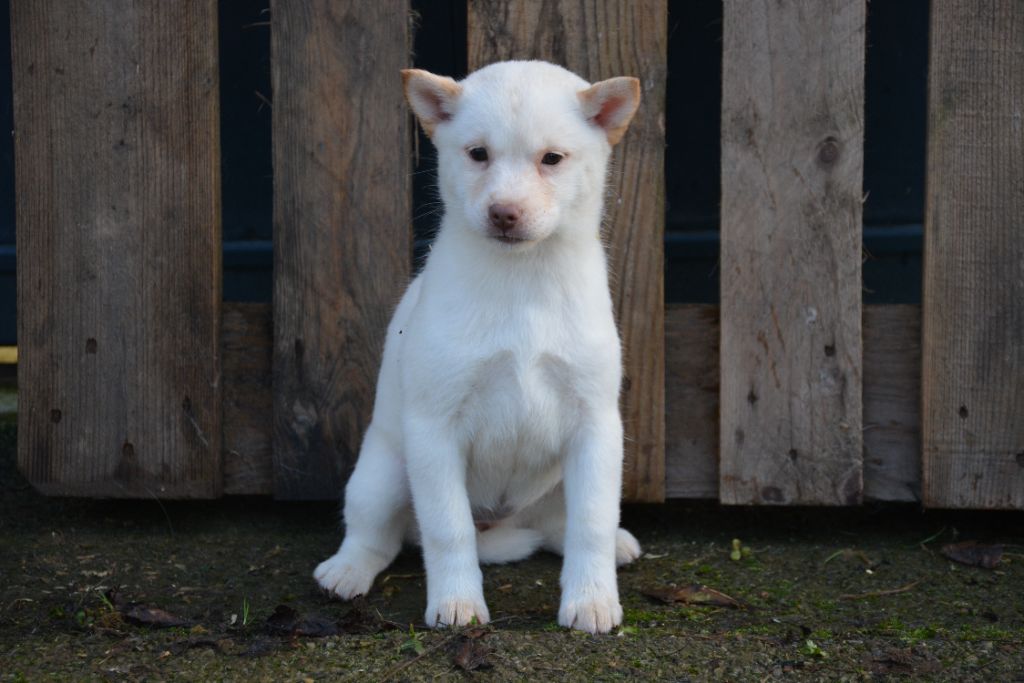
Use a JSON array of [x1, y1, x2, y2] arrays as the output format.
[[558, 591, 623, 634], [314, 553, 375, 600], [615, 528, 642, 566], [424, 595, 490, 629]]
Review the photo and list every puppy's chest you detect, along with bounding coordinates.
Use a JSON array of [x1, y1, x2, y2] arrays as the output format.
[[455, 350, 576, 513], [458, 350, 579, 457]]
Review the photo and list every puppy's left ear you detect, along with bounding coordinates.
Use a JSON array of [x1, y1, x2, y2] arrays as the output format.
[[578, 77, 641, 145]]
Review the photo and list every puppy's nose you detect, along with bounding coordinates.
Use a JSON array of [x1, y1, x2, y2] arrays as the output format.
[[488, 204, 521, 231]]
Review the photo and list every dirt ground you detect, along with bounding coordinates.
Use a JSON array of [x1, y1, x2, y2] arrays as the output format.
[[1, 418, 1022, 682]]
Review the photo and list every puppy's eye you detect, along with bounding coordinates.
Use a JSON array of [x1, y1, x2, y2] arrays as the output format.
[[541, 152, 564, 166], [468, 147, 488, 162]]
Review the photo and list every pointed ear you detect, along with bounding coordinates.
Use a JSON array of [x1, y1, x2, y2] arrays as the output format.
[[401, 69, 462, 137], [578, 77, 641, 145]]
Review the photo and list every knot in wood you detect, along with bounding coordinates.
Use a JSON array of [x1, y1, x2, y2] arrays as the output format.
[[817, 136, 841, 166]]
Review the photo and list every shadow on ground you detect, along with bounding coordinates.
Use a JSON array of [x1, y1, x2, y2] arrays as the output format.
[[1, 420, 1022, 681]]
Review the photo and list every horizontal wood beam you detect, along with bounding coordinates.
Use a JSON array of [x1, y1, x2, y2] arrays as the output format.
[[224, 303, 922, 503]]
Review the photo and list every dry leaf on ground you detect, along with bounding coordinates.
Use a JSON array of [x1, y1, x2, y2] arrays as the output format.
[[122, 604, 192, 628], [642, 583, 744, 608], [449, 630, 493, 671], [265, 604, 338, 638], [941, 541, 1003, 569]]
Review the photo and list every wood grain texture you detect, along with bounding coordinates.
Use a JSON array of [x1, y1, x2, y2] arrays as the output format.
[[863, 306, 920, 503], [468, 0, 668, 502], [272, 1, 411, 499], [664, 305, 920, 502], [922, 1, 1024, 510], [12, 1, 222, 498], [719, 0, 865, 505], [665, 304, 719, 499], [223, 304, 273, 495]]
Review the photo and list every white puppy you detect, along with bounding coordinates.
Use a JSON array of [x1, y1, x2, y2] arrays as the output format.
[[314, 60, 642, 634]]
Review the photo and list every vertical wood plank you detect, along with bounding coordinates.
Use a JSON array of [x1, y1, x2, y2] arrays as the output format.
[[271, 1, 411, 499], [468, 0, 668, 502], [922, 1, 1024, 510], [719, 0, 865, 505], [12, 2, 222, 498]]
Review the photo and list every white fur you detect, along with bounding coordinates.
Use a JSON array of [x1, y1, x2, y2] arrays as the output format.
[[314, 61, 642, 634]]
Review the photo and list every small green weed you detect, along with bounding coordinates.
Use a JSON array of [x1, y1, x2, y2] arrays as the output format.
[[97, 590, 116, 612], [801, 639, 827, 658], [399, 623, 426, 656], [904, 625, 940, 643]]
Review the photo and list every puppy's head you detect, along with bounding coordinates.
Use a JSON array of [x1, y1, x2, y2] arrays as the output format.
[[403, 61, 640, 248]]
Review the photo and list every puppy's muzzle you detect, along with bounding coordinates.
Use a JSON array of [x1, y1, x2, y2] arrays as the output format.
[[488, 203, 528, 242]]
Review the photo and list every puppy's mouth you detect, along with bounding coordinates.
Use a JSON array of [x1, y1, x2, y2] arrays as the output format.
[[492, 233, 529, 244]]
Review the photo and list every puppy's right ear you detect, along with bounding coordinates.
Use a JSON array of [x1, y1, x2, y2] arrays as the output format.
[[401, 69, 462, 138]]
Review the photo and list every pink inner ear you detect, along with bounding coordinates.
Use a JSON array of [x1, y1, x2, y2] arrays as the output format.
[[424, 90, 451, 122], [591, 96, 624, 129]]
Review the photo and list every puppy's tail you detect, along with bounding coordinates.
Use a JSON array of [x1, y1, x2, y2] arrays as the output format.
[[476, 527, 544, 565]]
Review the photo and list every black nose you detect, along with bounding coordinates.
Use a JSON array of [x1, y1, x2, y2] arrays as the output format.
[[488, 204, 521, 231]]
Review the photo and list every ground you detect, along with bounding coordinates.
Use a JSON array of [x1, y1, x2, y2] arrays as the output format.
[[1, 417, 1022, 681]]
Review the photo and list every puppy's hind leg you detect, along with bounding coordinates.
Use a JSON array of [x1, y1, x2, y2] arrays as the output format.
[[314, 427, 409, 600], [613, 528, 642, 566], [530, 487, 641, 567]]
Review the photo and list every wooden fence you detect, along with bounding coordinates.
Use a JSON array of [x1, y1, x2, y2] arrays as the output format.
[[11, 1, 1023, 509]]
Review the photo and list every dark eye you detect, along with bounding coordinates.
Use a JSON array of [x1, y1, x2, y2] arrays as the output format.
[[468, 147, 488, 162], [541, 152, 564, 166]]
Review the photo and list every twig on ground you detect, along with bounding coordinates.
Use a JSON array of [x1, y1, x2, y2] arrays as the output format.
[[823, 548, 873, 567], [910, 527, 947, 549], [380, 631, 458, 681], [381, 573, 424, 583], [839, 580, 921, 601], [378, 617, 517, 681]]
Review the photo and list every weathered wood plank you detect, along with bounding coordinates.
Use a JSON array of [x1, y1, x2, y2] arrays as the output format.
[[468, 0, 668, 502], [271, 1, 411, 499], [223, 303, 273, 495], [12, 1, 222, 498], [922, 0, 1024, 510], [719, 0, 866, 505], [863, 305, 920, 503]]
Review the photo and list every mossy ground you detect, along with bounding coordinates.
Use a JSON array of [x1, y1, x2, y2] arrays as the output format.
[[1, 418, 1022, 681]]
